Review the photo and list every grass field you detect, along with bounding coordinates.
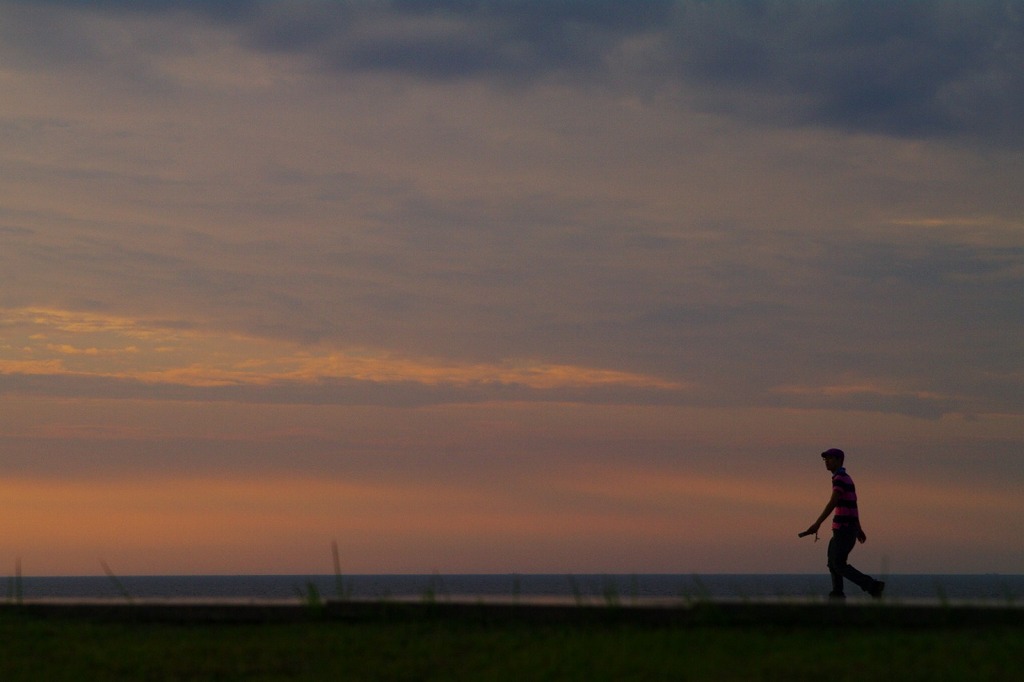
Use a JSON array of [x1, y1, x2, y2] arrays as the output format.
[[1, 605, 1021, 681]]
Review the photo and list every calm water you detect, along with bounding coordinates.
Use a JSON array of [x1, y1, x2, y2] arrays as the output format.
[[7, 574, 1024, 603]]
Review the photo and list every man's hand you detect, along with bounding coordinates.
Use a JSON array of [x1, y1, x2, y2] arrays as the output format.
[[798, 522, 820, 538], [857, 528, 867, 543]]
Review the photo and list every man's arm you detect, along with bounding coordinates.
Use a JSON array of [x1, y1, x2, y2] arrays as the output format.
[[799, 489, 841, 537]]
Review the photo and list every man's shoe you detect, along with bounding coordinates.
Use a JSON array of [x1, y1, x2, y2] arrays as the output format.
[[828, 592, 846, 600], [868, 581, 885, 599]]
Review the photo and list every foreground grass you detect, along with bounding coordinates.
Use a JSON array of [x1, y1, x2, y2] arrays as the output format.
[[1, 611, 1021, 681]]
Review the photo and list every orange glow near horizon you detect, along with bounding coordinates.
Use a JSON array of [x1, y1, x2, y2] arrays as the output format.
[[0, 475, 773, 575], [1, 461, 1017, 575]]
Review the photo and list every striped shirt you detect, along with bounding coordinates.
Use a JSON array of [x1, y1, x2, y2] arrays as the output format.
[[831, 467, 859, 530]]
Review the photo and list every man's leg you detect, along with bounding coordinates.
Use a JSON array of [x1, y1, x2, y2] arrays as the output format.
[[843, 563, 885, 597], [826, 529, 855, 597], [830, 527, 885, 597], [841, 563, 875, 591]]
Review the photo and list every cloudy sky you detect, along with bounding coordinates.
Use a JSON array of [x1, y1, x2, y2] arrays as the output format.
[[1, 0, 1022, 576]]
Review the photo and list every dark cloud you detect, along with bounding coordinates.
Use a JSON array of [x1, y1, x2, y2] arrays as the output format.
[[242, 0, 675, 82], [9, 0, 255, 21], [668, 1, 1024, 144], [2, 0, 1019, 142], [258, 1, 1023, 144]]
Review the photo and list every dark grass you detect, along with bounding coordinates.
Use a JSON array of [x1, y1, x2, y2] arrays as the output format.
[[1, 607, 1022, 681]]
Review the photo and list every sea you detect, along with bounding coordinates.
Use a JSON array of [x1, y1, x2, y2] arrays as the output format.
[[7, 574, 1024, 604]]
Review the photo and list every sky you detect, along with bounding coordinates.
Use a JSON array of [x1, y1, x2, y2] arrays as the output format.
[[0, 0, 1022, 577]]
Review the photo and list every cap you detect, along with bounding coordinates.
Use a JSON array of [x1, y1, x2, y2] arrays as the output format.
[[820, 448, 845, 459]]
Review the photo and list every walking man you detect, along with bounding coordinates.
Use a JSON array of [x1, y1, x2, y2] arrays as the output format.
[[800, 448, 885, 599]]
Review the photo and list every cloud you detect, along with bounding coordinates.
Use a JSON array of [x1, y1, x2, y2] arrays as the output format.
[[272, 0, 1022, 146], [3, 1, 1020, 144], [667, 1, 1024, 143], [771, 379, 953, 420], [0, 307, 688, 406]]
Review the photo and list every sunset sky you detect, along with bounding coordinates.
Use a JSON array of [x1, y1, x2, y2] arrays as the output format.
[[1, 1, 1022, 577]]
